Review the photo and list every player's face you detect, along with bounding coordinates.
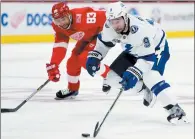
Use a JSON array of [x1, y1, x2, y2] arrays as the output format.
[[109, 17, 125, 33], [53, 15, 70, 29]]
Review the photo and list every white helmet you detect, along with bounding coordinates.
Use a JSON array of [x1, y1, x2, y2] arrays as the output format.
[[106, 1, 128, 23]]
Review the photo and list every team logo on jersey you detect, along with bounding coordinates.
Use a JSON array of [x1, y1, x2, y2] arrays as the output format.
[[70, 31, 85, 41], [124, 44, 133, 52], [130, 25, 139, 34], [76, 14, 82, 23]]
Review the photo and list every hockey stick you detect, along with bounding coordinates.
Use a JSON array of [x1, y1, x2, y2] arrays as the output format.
[[93, 88, 123, 137], [1, 79, 50, 113]]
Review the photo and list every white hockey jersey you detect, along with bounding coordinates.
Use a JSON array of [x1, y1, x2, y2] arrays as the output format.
[[95, 14, 167, 74]]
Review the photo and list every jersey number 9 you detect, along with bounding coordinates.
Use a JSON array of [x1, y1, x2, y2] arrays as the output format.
[[87, 12, 96, 23]]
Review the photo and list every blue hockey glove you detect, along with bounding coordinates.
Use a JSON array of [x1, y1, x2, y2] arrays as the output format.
[[86, 50, 103, 77], [119, 66, 143, 91]]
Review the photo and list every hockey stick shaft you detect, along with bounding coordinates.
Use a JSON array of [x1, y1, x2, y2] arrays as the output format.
[[93, 88, 123, 137], [1, 79, 50, 113]]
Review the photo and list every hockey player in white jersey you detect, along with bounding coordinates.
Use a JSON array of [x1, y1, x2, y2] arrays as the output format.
[[86, 1, 188, 124]]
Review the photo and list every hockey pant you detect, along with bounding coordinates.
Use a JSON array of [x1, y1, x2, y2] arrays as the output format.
[[105, 51, 142, 91]]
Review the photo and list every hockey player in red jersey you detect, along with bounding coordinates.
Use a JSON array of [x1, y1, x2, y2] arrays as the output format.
[[46, 2, 110, 99]]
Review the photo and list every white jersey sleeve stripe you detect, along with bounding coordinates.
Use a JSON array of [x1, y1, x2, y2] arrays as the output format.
[[67, 74, 80, 83], [53, 42, 68, 49]]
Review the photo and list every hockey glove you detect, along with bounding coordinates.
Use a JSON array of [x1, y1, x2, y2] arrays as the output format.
[[46, 63, 60, 82], [119, 66, 143, 91], [86, 50, 103, 77]]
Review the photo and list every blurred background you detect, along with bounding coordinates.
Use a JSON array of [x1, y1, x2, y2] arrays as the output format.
[[1, 0, 194, 43]]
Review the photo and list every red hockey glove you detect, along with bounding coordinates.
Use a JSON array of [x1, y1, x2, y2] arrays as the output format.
[[46, 63, 60, 82]]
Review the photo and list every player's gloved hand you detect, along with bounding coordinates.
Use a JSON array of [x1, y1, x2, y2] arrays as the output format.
[[86, 50, 103, 77], [119, 66, 143, 91], [46, 63, 60, 82]]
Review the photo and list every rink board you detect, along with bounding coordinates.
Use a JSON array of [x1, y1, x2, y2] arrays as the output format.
[[1, 31, 194, 44], [1, 2, 194, 43]]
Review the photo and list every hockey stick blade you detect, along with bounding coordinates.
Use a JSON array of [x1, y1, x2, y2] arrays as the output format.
[[93, 122, 99, 137], [1, 100, 26, 113], [1, 108, 16, 113]]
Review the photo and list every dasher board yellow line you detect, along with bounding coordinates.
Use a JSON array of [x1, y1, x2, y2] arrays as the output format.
[[1, 31, 194, 44]]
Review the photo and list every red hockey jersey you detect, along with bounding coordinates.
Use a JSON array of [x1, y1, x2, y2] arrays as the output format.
[[50, 7, 106, 65]]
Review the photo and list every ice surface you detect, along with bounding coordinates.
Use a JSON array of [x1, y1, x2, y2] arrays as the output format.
[[1, 38, 194, 139]]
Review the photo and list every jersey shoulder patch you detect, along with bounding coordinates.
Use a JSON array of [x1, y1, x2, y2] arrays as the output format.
[[130, 25, 139, 34]]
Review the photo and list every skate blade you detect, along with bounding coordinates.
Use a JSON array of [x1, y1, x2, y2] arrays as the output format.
[[170, 116, 190, 125], [54, 96, 77, 100]]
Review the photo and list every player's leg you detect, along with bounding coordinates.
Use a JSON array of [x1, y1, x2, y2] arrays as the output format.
[[103, 51, 147, 92], [55, 53, 80, 99], [143, 70, 187, 123], [103, 51, 136, 92], [143, 40, 187, 123]]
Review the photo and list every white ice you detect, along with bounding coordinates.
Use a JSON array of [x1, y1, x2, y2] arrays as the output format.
[[1, 38, 194, 139]]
